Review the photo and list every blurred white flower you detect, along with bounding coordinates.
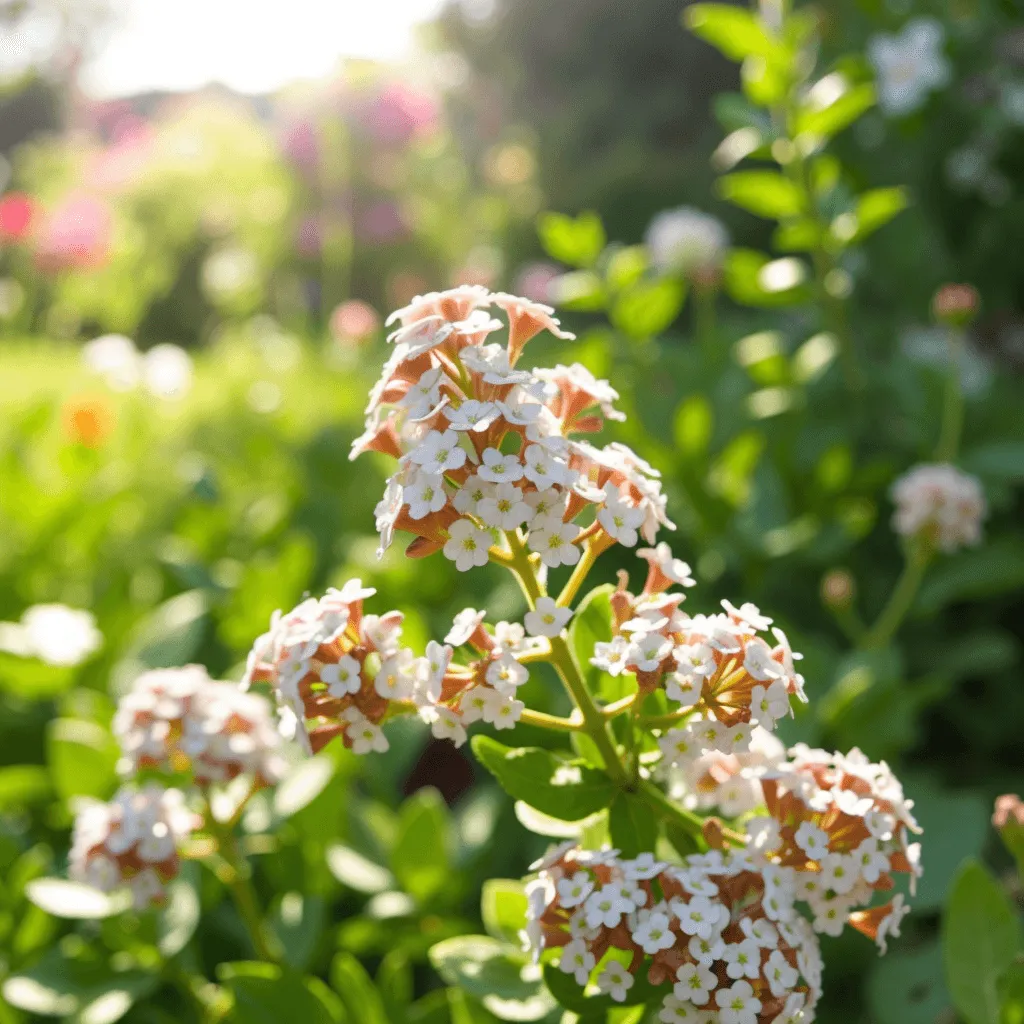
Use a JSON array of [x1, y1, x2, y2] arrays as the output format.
[[645, 207, 729, 278], [202, 245, 259, 300], [0, 604, 102, 666], [83, 334, 141, 391], [868, 19, 950, 117], [143, 344, 193, 400]]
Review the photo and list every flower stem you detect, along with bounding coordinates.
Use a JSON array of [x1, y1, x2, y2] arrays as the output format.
[[694, 283, 719, 366], [861, 539, 931, 650], [207, 814, 281, 963], [519, 708, 582, 732], [635, 780, 709, 840], [557, 539, 601, 608], [935, 326, 964, 462]]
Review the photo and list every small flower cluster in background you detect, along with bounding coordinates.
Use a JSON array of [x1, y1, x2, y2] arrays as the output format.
[[70, 665, 284, 908], [890, 462, 986, 552], [0, 604, 102, 667], [83, 334, 194, 400]]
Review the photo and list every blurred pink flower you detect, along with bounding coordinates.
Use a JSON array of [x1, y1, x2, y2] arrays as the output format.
[[86, 125, 155, 191], [330, 300, 380, 346], [279, 118, 320, 173], [0, 193, 37, 242], [513, 262, 561, 304], [33, 193, 112, 273], [296, 216, 323, 258], [356, 201, 408, 244], [362, 83, 439, 146]]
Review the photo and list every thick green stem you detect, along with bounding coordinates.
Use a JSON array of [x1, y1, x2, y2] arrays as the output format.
[[694, 283, 719, 367], [520, 707, 582, 732], [862, 540, 931, 650], [636, 780, 708, 840], [557, 539, 601, 608]]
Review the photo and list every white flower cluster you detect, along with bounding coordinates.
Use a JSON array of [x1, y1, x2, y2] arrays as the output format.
[[645, 207, 729, 280], [352, 285, 673, 571], [0, 603, 102, 667], [868, 18, 950, 117], [752, 745, 920, 953], [244, 579, 454, 756], [890, 462, 985, 552], [113, 665, 287, 786], [665, 727, 786, 819], [69, 784, 201, 909], [83, 334, 194, 400], [592, 551, 805, 772], [524, 844, 822, 1024]]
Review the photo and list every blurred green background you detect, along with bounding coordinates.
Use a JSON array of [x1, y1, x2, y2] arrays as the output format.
[[1, 0, 1022, 1022]]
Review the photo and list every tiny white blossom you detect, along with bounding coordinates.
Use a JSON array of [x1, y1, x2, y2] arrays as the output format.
[[558, 939, 595, 986], [478, 447, 525, 483], [322, 655, 362, 697], [528, 518, 581, 568], [674, 962, 716, 1005], [633, 910, 676, 955], [524, 596, 573, 638], [598, 483, 645, 547], [723, 939, 761, 981], [556, 871, 595, 909], [794, 821, 830, 860], [443, 519, 493, 572], [596, 961, 634, 1003], [404, 472, 448, 519], [444, 399, 501, 432], [485, 652, 529, 693], [715, 980, 762, 1024], [477, 482, 532, 530]]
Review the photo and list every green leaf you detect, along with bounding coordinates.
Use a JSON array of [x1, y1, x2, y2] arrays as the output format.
[[867, 942, 950, 1024], [430, 936, 557, 1022], [943, 861, 1021, 1024], [537, 212, 606, 268], [218, 962, 341, 1024], [963, 442, 1024, 480], [542, 957, 666, 1013], [796, 78, 875, 139], [471, 736, 616, 821], [376, 949, 414, 1021], [271, 893, 324, 972], [610, 279, 685, 340], [772, 219, 821, 253], [326, 844, 395, 894], [481, 879, 528, 946], [915, 539, 1024, 614], [330, 952, 389, 1024], [832, 187, 908, 245], [0, 764, 51, 808], [274, 755, 336, 818], [684, 4, 779, 61], [1001, 964, 1024, 1024], [119, 589, 210, 675], [608, 793, 659, 858], [717, 171, 804, 219], [723, 249, 812, 308], [157, 869, 200, 957], [0, 652, 76, 699], [550, 271, 608, 312], [392, 787, 450, 903], [605, 246, 648, 291], [26, 878, 126, 920], [673, 396, 714, 457], [46, 718, 119, 803]]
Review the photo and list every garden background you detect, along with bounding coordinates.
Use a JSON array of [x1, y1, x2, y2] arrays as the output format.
[[1, 1, 1023, 1023]]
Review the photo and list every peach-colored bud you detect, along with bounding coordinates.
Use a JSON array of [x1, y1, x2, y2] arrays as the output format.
[[702, 817, 727, 850], [821, 569, 855, 609], [932, 283, 979, 326], [994, 794, 1024, 830]]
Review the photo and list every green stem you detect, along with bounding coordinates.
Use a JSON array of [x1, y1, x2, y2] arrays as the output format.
[[935, 326, 964, 462], [501, 530, 545, 608], [694, 282, 718, 367], [557, 539, 601, 608], [207, 815, 281, 963], [861, 540, 931, 650], [636, 780, 708, 840], [520, 708, 582, 732]]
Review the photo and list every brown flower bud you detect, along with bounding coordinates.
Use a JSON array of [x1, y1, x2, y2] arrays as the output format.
[[932, 283, 979, 327], [821, 569, 855, 609]]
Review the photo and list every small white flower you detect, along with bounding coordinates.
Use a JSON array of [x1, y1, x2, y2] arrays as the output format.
[[521, 444, 570, 488], [794, 821, 830, 860], [875, 894, 910, 955], [143, 344, 193, 400], [715, 980, 762, 1024], [452, 473, 493, 515], [723, 939, 762, 981], [558, 939, 595, 986], [637, 542, 696, 587], [556, 871, 595, 908], [646, 206, 729, 276], [664, 670, 702, 708], [591, 636, 631, 676], [764, 949, 799, 998], [477, 482, 532, 530], [446, 608, 486, 647], [528, 518, 581, 568], [633, 910, 676, 955], [743, 638, 786, 683], [584, 884, 634, 929], [596, 961, 634, 1003], [674, 962, 716, 1005], [478, 447, 525, 483], [479, 688, 524, 730], [444, 399, 500, 432], [375, 649, 417, 700], [524, 596, 573, 638], [347, 713, 389, 755], [422, 705, 467, 747], [688, 933, 725, 966], [627, 632, 673, 672], [322, 655, 362, 697], [443, 519, 493, 572], [868, 18, 950, 117], [854, 838, 891, 885], [398, 367, 445, 418], [597, 483, 645, 547], [749, 680, 790, 727], [821, 852, 859, 895], [524, 486, 568, 523], [660, 994, 711, 1023], [485, 652, 529, 693], [411, 429, 467, 474], [721, 599, 772, 632], [2, 604, 103, 666], [404, 472, 448, 519], [671, 894, 728, 940]]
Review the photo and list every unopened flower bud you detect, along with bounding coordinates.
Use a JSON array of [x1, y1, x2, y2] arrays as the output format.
[[821, 569, 855, 610], [993, 794, 1024, 871], [932, 283, 979, 327]]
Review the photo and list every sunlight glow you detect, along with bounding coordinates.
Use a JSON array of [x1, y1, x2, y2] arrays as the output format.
[[81, 0, 447, 99]]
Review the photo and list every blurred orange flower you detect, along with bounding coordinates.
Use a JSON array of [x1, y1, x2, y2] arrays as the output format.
[[63, 397, 115, 448]]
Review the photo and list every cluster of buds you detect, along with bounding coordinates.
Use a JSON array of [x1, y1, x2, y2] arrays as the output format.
[[890, 463, 986, 553], [524, 844, 822, 1024], [243, 579, 453, 755], [352, 285, 673, 571], [69, 784, 200, 909], [114, 665, 287, 786], [750, 745, 920, 951], [590, 548, 805, 768]]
